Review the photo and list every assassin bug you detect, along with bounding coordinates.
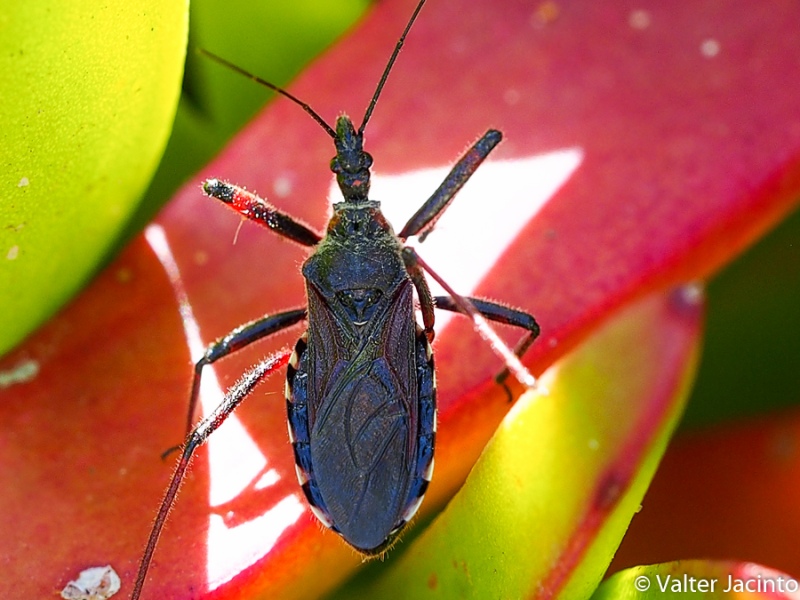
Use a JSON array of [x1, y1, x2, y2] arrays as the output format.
[[132, 0, 540, 597]]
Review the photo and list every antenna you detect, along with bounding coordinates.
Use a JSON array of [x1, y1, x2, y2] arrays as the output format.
[[359, 0, 428, 133], [197, 48, 337, 139], [199, 0, 428, 140]]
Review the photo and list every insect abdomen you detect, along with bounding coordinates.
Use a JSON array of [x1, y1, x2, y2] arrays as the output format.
[[388, 327, 436, 540], [286, 327, 435, 554]]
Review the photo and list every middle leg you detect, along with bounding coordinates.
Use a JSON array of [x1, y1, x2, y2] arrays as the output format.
[[184, 308, 306, 437], [433, 295, 539, 385]]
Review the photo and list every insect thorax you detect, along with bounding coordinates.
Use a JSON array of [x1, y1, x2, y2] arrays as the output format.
[[302, 201, 407, 328]]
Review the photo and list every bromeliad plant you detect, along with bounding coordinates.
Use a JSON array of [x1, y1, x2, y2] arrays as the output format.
[[1, 0, 799, 598]]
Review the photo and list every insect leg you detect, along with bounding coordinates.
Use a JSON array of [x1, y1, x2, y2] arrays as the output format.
[[403, 246, 536, 390], [184, 308, 306, 437], [433, 295, 539, 385], [403, 251, 436, 341], [132, 350, 291, 600], [398, 129, 502, 242], [203, 179, 322, 246]]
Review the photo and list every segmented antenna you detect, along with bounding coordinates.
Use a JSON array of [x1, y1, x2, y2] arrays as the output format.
[[359, 0, 428, 133], [199, 0, 428, 139]]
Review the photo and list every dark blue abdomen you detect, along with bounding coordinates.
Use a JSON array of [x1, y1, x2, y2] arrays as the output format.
[[286, 325, 435, 554]]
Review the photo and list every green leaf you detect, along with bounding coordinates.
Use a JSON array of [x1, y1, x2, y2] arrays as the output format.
[[0, 0, 188, 356]]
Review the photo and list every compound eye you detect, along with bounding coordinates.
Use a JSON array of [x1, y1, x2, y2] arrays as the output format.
[[337, 288, 383, 323]]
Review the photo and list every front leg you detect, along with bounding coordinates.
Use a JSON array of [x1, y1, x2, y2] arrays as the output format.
[[398, 130, 502, 242], [204, 179, 322, 247]]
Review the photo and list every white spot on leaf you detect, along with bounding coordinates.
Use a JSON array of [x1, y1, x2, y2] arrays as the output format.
[[60, 565, 120, 600]]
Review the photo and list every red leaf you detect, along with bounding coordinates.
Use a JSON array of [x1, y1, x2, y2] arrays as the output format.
[[612, 408, 800, 578]]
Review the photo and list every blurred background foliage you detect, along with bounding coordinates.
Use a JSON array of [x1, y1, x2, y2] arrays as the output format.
[[683, 205, 800, 429]]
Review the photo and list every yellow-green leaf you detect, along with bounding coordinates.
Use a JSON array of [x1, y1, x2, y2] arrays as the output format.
[[0, 0, 188, 355]]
